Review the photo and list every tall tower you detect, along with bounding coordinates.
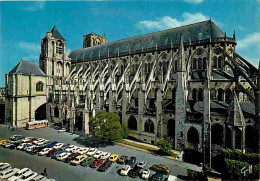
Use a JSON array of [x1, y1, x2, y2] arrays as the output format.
[[83, 33, 107, 48], [175, 34, 187, 150], [39, 26, 71, 89]]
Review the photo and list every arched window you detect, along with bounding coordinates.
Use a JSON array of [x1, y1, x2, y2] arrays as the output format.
[[65, 63, 70, 76], [193, 58, 197, 70], [187, 127, 199, 144], [225, 89, 232, 103], [167, 119, 175, 137], [211, 89, 216, 100], [54, 107, 59, 118], [36, 81, 44, 92], [218, 56, 223, 68], [217, 89, 224, 101], [213, 56, 217, 68], [144, 119, 154, 133], [211, 124, 223, 145], [57, 62, 63, 76], [203, 57, 207, 70], [192, 89, 198, 101], [128, 115, 137, 130], [198, 58, 202, 70], [198, 89, 203, 101]]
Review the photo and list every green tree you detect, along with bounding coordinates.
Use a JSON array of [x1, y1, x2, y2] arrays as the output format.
[[157, 139, 173, 156], [89, 110, 126, 143]]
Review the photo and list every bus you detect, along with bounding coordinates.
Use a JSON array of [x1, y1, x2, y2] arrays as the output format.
[[26, 120, 49, 130]]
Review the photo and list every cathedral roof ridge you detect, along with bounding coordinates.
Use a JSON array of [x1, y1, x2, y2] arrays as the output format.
[[69, 20, 226, 61]]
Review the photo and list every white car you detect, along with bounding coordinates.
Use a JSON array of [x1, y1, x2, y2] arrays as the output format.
[[57, 152, 71, 161], [33, 139, 46, 146], [76, 148, 89, 155], [71, 147, 81, 154], [93, 151, 103, 159], [58, 128, 67, 133], [25, 145, 37, 152], [86, 148, 97, 156], [17, 143, 27, 150], [53, 143, 64, 149], [0, 163, 11, 171], [21, 137, 33, 143], [8, 168, 31, 181], [17, 171, 37, 181], [167, 175, 178, 181], [141, 169, 150, 180], [120, 165, 132, 176], [32, 138, 45, 145], [65, 145, 78, 152], [38, 148, 52, 156], [100, 152, 111, 160], [30, 175, 46, 181], [0, 168, 20, 179], [136, 161, 148, 168]]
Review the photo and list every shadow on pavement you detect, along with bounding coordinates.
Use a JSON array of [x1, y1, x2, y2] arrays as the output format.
[[72, 135, 113, 148]]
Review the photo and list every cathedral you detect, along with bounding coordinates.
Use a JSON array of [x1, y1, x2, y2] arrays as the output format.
[[5, 20, 259, 163]]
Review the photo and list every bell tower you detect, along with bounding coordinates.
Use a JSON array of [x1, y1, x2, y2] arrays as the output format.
[[83, 32, 107, 48]]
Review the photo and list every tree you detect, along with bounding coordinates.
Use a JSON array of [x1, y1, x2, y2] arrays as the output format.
[[89, 110, 126, 143], [157, 139, 173, 156]]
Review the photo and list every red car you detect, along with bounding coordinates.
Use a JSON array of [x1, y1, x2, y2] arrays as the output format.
[[27, 138, 38, 143], [90, 159, 103, 168], [46, 148, 58, 157]]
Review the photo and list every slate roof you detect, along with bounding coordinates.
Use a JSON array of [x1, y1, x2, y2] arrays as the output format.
[[51, 26, 66, 41], [69, 20, 225, 61], [8, 60, 46, 76]]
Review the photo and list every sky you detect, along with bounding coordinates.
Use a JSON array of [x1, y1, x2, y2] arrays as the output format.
[[0, 0, 259, 87]]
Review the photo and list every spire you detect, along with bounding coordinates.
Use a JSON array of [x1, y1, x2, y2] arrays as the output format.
[[51, 26, 66, 41], [178, 33, 185, 72], [233, 30, 236, 40]]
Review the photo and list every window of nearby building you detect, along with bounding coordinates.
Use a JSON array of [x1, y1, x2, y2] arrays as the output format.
[[36, 82, 44, 92], [144, 119, 154, 133]]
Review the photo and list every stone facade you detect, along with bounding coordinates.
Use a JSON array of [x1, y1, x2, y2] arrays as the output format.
[[5, 20, 259, 165]]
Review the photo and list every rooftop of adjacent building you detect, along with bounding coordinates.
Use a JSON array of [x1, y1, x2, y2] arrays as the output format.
[[7, 60, 46, 77]]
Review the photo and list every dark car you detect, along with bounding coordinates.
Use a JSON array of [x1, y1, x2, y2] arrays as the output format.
[[63, 153, 79, 163], [90, 159, 103, 168], [129, 165, 141, 178], [51, 150, 63, 159], [125, 156, 136, 167], [117, 155, 129, 164], [97, 160, 112, 172], [45, 141, 58, 148], [46, 148, 58, 157], [151, 172, 165, 181], [29, 146, 43, 155], [4, 142, 17, 149]]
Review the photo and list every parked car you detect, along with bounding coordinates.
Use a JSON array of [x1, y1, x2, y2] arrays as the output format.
[[46, 149, 59, 157], [21, 137, 34, 143], [80, 157, 94, 167], [22, 143, 33, 151], [141, 169, 150, 180], [25, 145, 36, 152], [150, 164, 171, 174], [99, 152, 111, 160], [129, 165, 141, 178], [109, 154, 119, 162], [16, 171, 37, 181], [151, 172, 167, 181], [45, 141, 58, 148], [76, 148, 89, 155], [8, 168, 31, 181], [71, 147, 81, 153], [0, 163, 11, 171], [93, 151, 103, 159], [86, 148, 97, 156], [89, 159, 103, 168], [51, 151, 63, 159], [29, 146, 43, 155], [70, 155, 88, 165], [125, 156, 136, 167], [117, 155, 128, 164], [10, 135, 24, 141], [0, 168, 20, 179], [63, 153, 80, 163], [97, 160, 112, 172], [0, 140, 9, 147], [30, 175, 46, 181], [58, 128, 67, 133], [4, 142, 17, 149], [53, 143, 64, 149], [119, 165, 132, 176], [38, 148, 52, 156], [17, 143, 27, 150], [33, 138, 45, 145], [57, 152, 71, 161], [59, 144, 71, 152], [65, 145, 78, 152], [167, 175, 178, 181], [136, 161, 148, 168]]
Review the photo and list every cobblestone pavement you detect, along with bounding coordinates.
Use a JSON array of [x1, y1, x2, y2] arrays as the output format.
[[0, 125, 202, 181]]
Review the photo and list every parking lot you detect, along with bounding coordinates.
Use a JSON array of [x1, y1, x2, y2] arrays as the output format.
[[0, 124, 202, 181]]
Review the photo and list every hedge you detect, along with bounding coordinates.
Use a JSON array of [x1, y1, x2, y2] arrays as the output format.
[[222, 149, 259, 165], [223, 159, 259, 180]]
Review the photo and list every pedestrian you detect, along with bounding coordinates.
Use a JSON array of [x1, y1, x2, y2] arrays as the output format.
[[44, 168, 47, 176]]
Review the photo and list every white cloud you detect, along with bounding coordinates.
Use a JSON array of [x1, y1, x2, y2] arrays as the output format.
[[183, 0, 204, 4], [237, 32, 260, 50], [136, 13, 210, 31], [18, 42, 40, 52], [23, 2, 45, 12]]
